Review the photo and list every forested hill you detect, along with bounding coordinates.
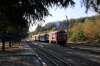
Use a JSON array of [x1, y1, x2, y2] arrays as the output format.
[[44, 21, 67, 30], [28, 15, 100, 44], [33, 21, 66, 34], [33, 15, 98, 34]]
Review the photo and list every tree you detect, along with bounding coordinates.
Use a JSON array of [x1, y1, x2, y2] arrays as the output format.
[[0, 12, 29, 51], [83, 18, 96, 43], [50, 27, 56, 32], [28, 32, 34, 39], [0, 0, 75, 26], [34, 25, 42, 34], [69, 23, 85, 42], [81, 0, 100, 13]]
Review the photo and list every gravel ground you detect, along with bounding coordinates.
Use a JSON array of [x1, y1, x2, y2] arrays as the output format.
[[67, 44, 100, 53], [0, 42, 42, 66], [33, 41, 100, 66], [0, 56, 41, 66]]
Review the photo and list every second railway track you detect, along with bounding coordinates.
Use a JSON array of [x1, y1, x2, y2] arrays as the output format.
[[27, 42, 72, 66], [66, 44, 100, 55]]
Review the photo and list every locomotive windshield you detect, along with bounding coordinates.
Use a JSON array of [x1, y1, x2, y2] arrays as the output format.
[[57, 31, 67, 40], [57, 31, 67, 35]]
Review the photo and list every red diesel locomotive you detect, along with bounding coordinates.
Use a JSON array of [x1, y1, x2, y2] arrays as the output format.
[[49, 30, 67, 46]]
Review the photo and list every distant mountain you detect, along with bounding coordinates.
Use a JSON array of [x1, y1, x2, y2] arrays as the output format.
[[45, 22, 54, 30], [44, 21, 67, 30]]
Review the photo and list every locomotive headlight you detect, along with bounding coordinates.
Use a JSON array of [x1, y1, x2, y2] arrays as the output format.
[[64, 36, 67, 39], [57, 36, 60, 39], [58, 37, 59, 39]]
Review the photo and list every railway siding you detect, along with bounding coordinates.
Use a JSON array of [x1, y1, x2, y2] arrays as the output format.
[[28, 42, 72, 66], [33, 41, 100, 66], [67, 44, 100, 55]]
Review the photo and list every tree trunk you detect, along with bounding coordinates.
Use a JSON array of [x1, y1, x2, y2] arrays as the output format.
[[2, 38, 5, 51], [11, 40, 13, 45], [9, 40, 11, 47]]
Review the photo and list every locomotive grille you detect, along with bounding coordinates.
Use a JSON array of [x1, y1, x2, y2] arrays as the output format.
[[57, 35, 67, 40]]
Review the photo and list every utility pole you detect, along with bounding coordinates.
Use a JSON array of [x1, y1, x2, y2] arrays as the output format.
[[65, 15, 68, 44]]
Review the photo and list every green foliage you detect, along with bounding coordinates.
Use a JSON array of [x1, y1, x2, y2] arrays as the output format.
[[0, 12, 28, 42], [67, 15, 100, 44], [0, 0, 75, 42], [28, 32, 33, 38], [0, 0, 75, 26], [51, 27, 56, 31], [34, 25, 42, 34], [32, 15, 100, 44], [69, 23, 85, 42]]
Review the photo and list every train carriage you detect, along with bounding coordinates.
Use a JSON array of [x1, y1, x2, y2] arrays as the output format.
[[35, 34, 40, 41], [39, 34, 45, 42], [45, 33, 49, 42], [49, 31, 57, 44], [32, 30, 67, 46], [32, 35, 35, 40], [39, 33, 49, 42]]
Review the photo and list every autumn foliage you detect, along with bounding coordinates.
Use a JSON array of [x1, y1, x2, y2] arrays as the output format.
[[69, 15, 100, 44]]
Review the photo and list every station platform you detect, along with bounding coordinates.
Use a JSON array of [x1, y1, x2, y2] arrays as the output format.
[[0, 41, 42, 66]]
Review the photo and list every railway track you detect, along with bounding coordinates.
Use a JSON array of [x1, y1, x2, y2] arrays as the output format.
[[66, 44, 100, 55], [32, 41, 100, 66], [26, 41, 100, 66], [68, 43, 100, 48], [32, 41, 100, 55], [27, 42, 72, 66]]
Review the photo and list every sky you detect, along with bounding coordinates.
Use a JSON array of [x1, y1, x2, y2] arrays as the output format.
[[29, 0, 96, 32]]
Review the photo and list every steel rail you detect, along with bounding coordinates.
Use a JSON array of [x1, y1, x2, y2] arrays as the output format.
[[29, 43, 72, 66], [66, 45, 100, 55], [25, 41, 47, 66]]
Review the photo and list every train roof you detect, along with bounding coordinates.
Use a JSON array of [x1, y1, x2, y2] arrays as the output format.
[[34, 30, 67, 36], [39, 33, 45, 35], [50, 30, 67, 33]]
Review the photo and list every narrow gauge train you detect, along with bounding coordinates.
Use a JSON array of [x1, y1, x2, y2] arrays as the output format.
[[33, 30, 67, 46]]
